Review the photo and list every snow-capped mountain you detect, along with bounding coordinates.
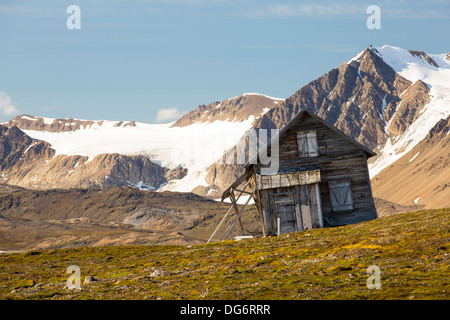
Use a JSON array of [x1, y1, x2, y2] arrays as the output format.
[[364, 45, 450, 177], [0, 93, 281, 192], [257, 45, 450, 174], [1, 45, 449, 208], [252, 44, 450, 208]]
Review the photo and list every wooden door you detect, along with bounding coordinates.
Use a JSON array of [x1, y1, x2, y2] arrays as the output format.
[[273, 191, 299, 235], [297, 183, 323, 229]]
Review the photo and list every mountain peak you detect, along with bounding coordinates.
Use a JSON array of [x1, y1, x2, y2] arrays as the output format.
[[372, 45, 450, 71], [348, 44, 449, 70], [172, 93, 284, 128]]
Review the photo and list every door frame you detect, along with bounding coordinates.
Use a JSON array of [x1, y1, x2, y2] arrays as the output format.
[[272, 191, 301, 235], [270, 183, 323, 235]]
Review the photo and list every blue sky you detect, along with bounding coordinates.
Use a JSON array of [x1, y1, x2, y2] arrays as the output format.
[[0, 0, 449, 123]]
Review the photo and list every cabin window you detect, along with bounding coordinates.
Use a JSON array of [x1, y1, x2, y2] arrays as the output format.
[[297, 130, 318, 157], [328, 179, 353, 211]]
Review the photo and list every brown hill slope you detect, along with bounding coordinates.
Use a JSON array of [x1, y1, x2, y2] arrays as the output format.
[[371, 115, 450, 208], [0, 185, 261, 251]]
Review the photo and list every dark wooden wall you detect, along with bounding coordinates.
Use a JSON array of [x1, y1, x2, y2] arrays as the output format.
[[253, 113, 377, 230]]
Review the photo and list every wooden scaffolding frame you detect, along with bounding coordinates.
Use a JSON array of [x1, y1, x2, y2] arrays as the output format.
[[207, 168, 266, 244]]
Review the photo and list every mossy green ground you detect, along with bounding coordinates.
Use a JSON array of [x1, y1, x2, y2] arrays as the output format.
[[0, 209, 448, 300]]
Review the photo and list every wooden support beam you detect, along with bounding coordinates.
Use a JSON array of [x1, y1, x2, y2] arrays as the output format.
[[207, 204, 233, 244], [229, 188, 245, 235], [253, 189, 267, 236], [233, 188, 253, 195], [221, 192, 253, 241]]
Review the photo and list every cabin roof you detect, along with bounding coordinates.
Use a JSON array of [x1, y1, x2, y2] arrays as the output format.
[[245, 109, 376, 168]]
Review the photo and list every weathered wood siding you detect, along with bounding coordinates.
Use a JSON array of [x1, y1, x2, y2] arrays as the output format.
[[260, 183, 323, 235], [256, 169, 320, 190], [254, 113, 377, 230]]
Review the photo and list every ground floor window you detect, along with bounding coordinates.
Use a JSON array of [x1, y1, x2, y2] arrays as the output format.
[[328, 179, 353, 211]]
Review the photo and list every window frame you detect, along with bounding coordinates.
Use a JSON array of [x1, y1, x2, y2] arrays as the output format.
[[296, 130, 319, 158], [328, 178, 354, 212]]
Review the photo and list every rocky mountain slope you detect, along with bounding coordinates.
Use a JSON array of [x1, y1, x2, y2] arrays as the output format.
[[1, 93, 281, 194], [172, 93, 284, 127], [3, 115, 138, 132], [206, 45, 450, 204], [255, 45, 411, 150], [1, 45, 449, 210], [255, 45, 449, 160]]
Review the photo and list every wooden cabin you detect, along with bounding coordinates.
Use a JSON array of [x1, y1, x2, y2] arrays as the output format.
[[214, 110, 378, 240]]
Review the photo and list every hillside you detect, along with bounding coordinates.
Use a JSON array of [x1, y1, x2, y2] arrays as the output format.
[[0, 180, 427, 252], [0, 208, 448, 300], [0, 185, 261, 251], [371, 115, 450, 208]]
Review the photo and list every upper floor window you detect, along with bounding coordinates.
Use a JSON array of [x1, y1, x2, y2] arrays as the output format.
[[297, 130, 318, 157]]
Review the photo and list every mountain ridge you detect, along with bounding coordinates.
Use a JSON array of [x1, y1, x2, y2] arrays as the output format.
[[0, 124, 186, 190], [1, 45, 449, 209]]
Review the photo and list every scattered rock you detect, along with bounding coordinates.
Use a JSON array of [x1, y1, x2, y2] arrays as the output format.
[[149, 269, 166, 278], [114, 285, 132, 290], [84, 275, 100, 284]]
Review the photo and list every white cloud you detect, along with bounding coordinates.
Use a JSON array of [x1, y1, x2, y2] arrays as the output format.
[[249, 3, 363, 19], [247, 1, 448, 19], [0, 92, 20, 116], [155, 107, 185, 123]]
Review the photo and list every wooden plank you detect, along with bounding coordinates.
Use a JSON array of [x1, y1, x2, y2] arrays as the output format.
[[221, 192, 253, 241], [261, 175, 271, 189], [230, 188, 245, 235], [301, 205, 312, 229], [261, 189, 272, 235], [256, 169, 321, 190], [233, 188, 253, 195], [295, 186, 303, 231], [253, 189, 267, 236], [271, 175, 281, 188], [207, 204, 234, 244], [287, 172, 299, 186], [315, 183, 324, 228]]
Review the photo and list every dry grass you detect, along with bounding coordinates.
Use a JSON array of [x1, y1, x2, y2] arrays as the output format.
[[0, 208, 448, 300]]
